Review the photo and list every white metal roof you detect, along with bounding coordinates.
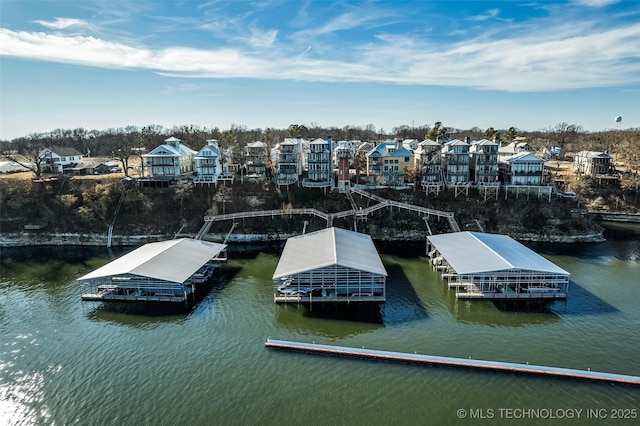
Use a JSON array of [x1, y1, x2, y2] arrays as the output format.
[[273, 227, 387, 279], [78, 238, 226, 283], [507, 152, 545, 163], [427, 232, 569, 276]]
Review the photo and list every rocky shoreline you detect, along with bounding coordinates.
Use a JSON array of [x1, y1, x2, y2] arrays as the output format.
[[0, 228, 606, 248]]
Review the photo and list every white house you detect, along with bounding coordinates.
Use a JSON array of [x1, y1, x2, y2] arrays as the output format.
[[441, 139, 470, 184], [245, 141, 270, 179], [142, 136, 197, 181], [470, 139, 499, 184], [38, 147, 84, 174], [503, 152, 546, 185], [275, 138, 306, 186], [194, 139, 223, 184], [414, 139, 441, 183], [574, 151, 613, 176], [303, 138, 332, 188]]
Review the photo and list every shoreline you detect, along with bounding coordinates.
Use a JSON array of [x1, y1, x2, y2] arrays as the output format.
[[0, 229, 606, 248]]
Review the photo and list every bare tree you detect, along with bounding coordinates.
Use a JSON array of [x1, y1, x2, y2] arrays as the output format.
[[1, 134, 49, 178], [550, 122, 584, 150]]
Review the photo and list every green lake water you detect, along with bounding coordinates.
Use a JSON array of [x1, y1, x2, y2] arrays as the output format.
[[1, 230, 639, 425]]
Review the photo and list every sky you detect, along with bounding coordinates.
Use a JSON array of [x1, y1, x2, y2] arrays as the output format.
[[1, 0, 639, 140]]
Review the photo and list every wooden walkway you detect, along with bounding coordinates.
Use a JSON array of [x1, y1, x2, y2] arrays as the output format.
[[264, 339, 640, 386], [196, 188, 461, 238]]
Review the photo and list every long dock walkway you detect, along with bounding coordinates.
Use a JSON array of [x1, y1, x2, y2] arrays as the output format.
[[264, 339, 640, 386]]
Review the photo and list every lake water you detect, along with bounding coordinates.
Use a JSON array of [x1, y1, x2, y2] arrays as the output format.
[[1, 227, 639, 425]]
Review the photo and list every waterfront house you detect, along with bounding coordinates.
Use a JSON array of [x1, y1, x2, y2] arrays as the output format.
[[142, 136, 196, 182], [303, 138, 333, 188], [275, 138, 304, 186], [273, 227, 387, 303], [245, 141, 270, 180], [501, 152, 546, 185], [427, 231, 569, 300], [366, 139, 414, 186], [414, 139, 442, 183], [441, 139, 470, 184], [469, 139, 499, 185], [193, 139, 223, 185], [38, 147, 84, 174], [573, 151, 614, 176]]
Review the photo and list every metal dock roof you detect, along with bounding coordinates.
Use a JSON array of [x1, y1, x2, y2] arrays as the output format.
[[78, 238, 227, 284], [273, 227, 387, 279], [427, 232, 570, 276]]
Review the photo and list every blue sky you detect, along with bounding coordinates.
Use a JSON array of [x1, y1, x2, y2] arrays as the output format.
[[1, 0, 639, 140]]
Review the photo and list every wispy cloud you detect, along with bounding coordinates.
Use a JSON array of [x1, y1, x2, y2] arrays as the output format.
[[468, 9, 500, 22], [2, 3, 639, 93], [247, 28, 278, 48], [33, 17, 94, 30], [572, 0, 620, 7]]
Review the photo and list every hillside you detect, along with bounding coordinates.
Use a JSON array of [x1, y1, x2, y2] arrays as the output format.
[[0, 176, 610, 246]]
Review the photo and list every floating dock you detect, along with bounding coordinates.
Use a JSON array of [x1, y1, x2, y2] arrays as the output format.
[[264, 339, 640, 386]]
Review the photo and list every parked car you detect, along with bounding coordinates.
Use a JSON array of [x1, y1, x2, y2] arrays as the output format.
[[110, 167, 123, 173]]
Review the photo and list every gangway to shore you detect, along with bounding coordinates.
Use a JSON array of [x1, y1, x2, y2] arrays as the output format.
[[195, 188, 461, 238], [264, 339, 640, 386]]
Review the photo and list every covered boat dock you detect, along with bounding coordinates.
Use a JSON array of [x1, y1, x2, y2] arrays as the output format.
[[273, 227, 387, 303], [79, 238, 226, 303], [427, 232, 569, 299]]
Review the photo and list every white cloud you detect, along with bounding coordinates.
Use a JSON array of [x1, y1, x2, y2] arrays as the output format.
[[248, 28, 278, 48], [33, 17, 93, 30], [468, 9, 500, 22], [1, 13, 639, 93], [572, 0, 620, 7]]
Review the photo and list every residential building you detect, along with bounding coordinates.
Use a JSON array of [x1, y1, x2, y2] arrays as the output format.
[[414, 139, 442, 183], [470, 139, 499, 184], [245, 141, 270, 180], [498, 141, 532, 162], [38, 147, 84, 174], [502, 152, 546, 185], [194, 139, 223, 184], [142, 136, 196, 181], [303, 138, 332, 188], [573, 151, 613, 176], [366, 139, 414, 185], [275, 138, 304, 186], [441, 139, 470, 184], [537, 145, 564, 160], [401, 139, 419, 151]]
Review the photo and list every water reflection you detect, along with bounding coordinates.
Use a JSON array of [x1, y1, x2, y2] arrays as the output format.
[[275, 303, 382, 339], [450, 298, 560, 327], [381, 263, 429, 326], [85, 303, 189, 328], [548, 280, 619, 316]]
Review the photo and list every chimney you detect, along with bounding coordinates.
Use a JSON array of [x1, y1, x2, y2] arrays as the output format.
[[396, 138, 403, 150], [465, 137, 471, 143]]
